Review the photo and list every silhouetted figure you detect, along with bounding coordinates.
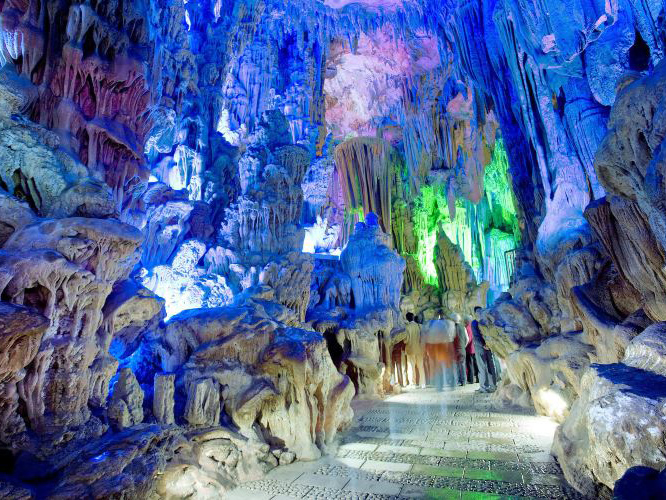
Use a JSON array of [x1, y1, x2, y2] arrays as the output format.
[[465, 317, 479, 383], [472, 306, 497, 393]]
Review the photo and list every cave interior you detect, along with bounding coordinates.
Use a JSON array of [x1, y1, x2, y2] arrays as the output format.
[[0, 0, 665, 498]]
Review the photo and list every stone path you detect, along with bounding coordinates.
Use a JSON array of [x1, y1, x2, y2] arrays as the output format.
[[225, 385, 586, 499]]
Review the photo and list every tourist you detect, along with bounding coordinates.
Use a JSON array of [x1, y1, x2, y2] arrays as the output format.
[[451, 313, 468, 387], [404, 312, 426, 388], [471, 306, 496, 393], [423, 312, 457, 391], [464, 315, 479, 384]]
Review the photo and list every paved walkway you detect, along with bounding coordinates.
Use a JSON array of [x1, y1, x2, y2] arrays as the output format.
[[225, 385, 585, 499]]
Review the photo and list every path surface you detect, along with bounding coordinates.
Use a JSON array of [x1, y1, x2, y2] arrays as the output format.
[[225, 385, 585, 499]]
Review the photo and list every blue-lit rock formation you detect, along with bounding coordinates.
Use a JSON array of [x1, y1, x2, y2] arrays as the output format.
[[0, 0, 665, 497]]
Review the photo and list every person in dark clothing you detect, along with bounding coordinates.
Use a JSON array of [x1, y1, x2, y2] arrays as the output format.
[[471, 306, 496, 393], [464, 316, 479, 383]]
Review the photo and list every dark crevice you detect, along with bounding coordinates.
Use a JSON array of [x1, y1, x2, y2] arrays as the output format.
[[629, 30, 651, 72]]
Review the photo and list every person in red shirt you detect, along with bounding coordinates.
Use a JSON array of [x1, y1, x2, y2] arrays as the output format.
[[465, 317, 479, 384], [451, 313, 468, 387]]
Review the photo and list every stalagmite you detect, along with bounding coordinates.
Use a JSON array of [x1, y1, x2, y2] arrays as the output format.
[[153, 373, 176, 425], [109, 368, 144, 431], [185, 379, 221, 427]]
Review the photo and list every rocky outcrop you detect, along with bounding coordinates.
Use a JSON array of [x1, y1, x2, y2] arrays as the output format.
[[153, 373, 176, 425], [184, 378, 221, 428], [591, 62, 666, 323], [140, 239, 234, 319], [141, 192, 214, 269], [553, 335, 666, 496], [0, 217, 143, 434], [0, 303, 48, 377], [0, 303, 49, 440], [109, 368, 145, 431], [0, 193, 37, 246], [435, 231, 489, 314], [0, 68, 118, 220], [548, 64, 666, 494], [306, 215, 407, 397], [259, 252, 314, 322], [478, 253, 596, 421], [43, 425, 275, 499], [160, 300, 354, 460], [340, 215, 405, 312], [103, 280, 165, 359], [220, 111, 310, 280]]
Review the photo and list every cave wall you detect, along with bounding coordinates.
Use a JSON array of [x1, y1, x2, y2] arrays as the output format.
[[0, 0, 665, 497], [442, 1, 666, 495]]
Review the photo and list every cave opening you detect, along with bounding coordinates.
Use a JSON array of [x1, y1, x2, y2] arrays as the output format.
[[323, 329, 344, 369]]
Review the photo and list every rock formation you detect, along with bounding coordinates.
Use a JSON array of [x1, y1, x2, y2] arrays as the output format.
[[549, 63, 666, 495], [480, 58, 666, 497], [305, 215, 407, 397], [0, 0, 665, 497]]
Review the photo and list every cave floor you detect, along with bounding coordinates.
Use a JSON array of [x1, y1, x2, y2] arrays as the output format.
[[225, 384, 586, 499]]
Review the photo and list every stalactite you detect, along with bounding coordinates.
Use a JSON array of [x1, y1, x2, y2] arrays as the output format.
[[333, 137, 399, 245], [396, 138, 519, 296]]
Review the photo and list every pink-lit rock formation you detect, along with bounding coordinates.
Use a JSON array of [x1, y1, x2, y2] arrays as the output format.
[[324, 27, 440, 139], [0, 0, 154, 211]]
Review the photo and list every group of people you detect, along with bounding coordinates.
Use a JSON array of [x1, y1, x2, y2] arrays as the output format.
[[399, 307, 501, 393]]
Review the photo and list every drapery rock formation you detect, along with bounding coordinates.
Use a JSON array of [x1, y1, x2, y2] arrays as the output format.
[[333, 138, 398, 242]]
